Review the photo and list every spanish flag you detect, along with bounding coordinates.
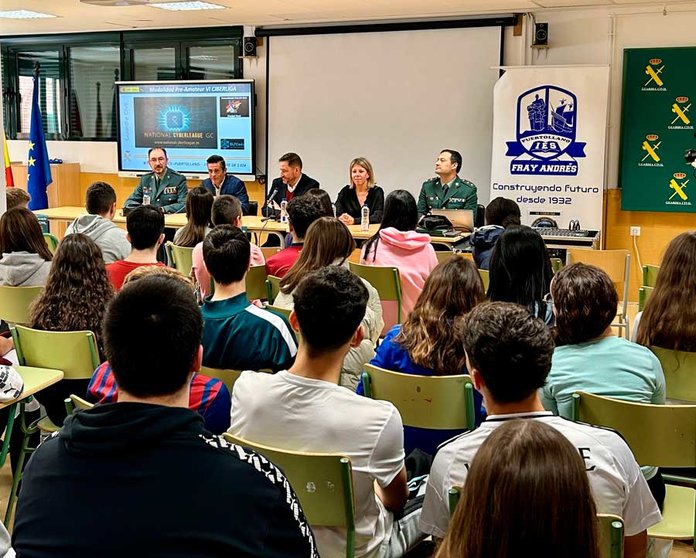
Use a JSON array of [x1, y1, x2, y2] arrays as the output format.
[[2, 130, 13, 188]]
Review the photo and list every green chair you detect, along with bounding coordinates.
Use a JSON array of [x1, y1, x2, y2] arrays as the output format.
[[165, 242, 194, 277], [246, 265, 268, 301], [9, 327, 101, 524], [361, 364, 476, 430], [0, 285, 43, 325], [265, 304, 291, 320], [199, 366, 243, 392], [348, 262, 402, 327], [447, 486, 623, 558], [550, 257, 564, 274], [650, 346, 696, 402], [224, 433, 356, 558], [638, 286, 653, 311], [43, 232, 59, 254], [642, 264, 660, 287], [572, 392, 696, 548], [478, 269, 490, 291], [265, 275, 281, 304], [64, 393, 95, 415]]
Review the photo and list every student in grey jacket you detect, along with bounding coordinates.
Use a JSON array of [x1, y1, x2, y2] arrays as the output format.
[[0, 208, 52, 287], [65, 182, 131, 264]]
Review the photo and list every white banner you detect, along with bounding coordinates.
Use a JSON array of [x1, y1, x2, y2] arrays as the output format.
[[490, 66, 609, 231]]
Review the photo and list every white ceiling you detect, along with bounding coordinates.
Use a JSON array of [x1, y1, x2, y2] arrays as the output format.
[[0, 0, 695, 35]]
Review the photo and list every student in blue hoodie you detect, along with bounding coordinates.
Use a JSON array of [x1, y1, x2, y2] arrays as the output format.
[[468, 197, 521, 270]]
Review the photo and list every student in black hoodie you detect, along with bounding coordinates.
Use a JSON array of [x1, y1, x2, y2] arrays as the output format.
[[13, 274, 317, 558]]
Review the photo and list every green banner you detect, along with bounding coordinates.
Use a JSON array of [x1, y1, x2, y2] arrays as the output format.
[[619, 47, 696, 212]]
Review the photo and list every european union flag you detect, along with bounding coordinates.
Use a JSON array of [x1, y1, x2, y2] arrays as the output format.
[[27, 74, 52, 210]]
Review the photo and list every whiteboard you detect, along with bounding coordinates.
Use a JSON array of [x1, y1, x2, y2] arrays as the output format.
[[267, 26, 502, 204]]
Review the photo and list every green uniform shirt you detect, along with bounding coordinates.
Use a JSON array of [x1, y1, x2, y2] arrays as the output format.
[[417, 175, 478, 216], [125, 168, 188, 214]]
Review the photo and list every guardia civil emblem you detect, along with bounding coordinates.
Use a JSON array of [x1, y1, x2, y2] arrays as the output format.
[[505, 85, 586, 176]]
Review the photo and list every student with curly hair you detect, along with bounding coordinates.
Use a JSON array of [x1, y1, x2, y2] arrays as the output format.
[[29, 234, 114, 425], [358, 256, 486, 455]]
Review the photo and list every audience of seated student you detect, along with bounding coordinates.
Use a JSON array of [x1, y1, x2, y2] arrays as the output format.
[[421, 302, 661, 558], [0, 208, 52, 287], [86, 265, 231, 434], [6, 187, 30, 211], [13, 274, 317, 557], [635, 231, 696, 350], [361, 189, 438, 325], [201, 225, 297, 371], [487, 225, 554, 324], [106, 205, 167, 290], [468, 196, 521, 270], [172, 186, 214, 247], [336, 157, 385, 226], [191, 195, 264, 300], [29, 234, 114, 426], [64, 181, 131, 263], [358, 256, 486, 456], [229, 266, 424, 558], [265, 194, 325, 278], [273, 217, 384, 389], [435, 420, 600, 558], [541, 262, 666, 507]]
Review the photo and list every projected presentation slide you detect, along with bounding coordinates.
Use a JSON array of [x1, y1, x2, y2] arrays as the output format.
[[117, 80, 254, 174]]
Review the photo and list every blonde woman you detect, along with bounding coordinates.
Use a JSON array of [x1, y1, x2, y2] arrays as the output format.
[[335, 157, 384, 225]]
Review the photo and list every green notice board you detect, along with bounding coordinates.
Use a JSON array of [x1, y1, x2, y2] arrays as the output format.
[[620, 47, 696, 212]]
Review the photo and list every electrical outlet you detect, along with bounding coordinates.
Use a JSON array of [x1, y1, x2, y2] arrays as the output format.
[[630, 226, 641, 237]]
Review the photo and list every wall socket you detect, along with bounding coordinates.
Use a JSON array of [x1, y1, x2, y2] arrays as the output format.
[[630, 226, 641, 237]]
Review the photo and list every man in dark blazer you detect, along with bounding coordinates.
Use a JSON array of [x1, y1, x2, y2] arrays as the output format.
[[125, 147, 188, 214], [262, 152, 320, 217], [200, 154, 250, 214]]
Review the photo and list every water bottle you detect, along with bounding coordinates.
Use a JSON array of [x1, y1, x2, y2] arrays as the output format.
[[143, 187, 151, 206], [361, 205, 370, 231], [331, 203, 337, 218], [280, 200, 288, 223]]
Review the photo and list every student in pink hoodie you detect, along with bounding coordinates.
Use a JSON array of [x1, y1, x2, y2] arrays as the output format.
[[361, 189, 438, 328]]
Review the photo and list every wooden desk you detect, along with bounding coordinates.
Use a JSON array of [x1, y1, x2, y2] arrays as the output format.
[[37, 206, 468, 248]]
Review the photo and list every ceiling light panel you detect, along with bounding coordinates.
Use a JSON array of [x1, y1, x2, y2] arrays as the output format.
[[0, 10, 56, 18]]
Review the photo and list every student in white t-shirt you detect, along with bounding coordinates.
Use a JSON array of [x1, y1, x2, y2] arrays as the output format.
[[421, 302, 661, 558], [229, 266, 424, 558]]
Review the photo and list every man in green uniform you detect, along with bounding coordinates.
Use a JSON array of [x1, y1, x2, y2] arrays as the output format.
[[417, 149, 478, 216], [125, 147, 188, 214]]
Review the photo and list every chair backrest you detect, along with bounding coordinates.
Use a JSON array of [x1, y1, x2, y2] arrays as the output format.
[[12, 326, 101, 380], [245, 265, 268, 300], [478, 268, 490, 291], [43, 232, 59, 254], [435, 251, 455, 264], [0, 285, 43, 325], [448, 486, 623, 558], [651, 346, 696, 402], [199, 366, 243, 392], [348, 248, 362, 264], [265, 304, 292, 320], [348, 262, 403, 324], [550, 257, 564, 273], [572, 392, 696, 467], [266, 275, 281, 303], [65, 393, 95, 415], [223, 433, 356, 557], [165, 242, 194, 277], [642, 264, 660, 287], [362, 364, 475, 430], [638, 286, 653, 311], [260, 247, 280, 260], [566, 249, 630, 317]]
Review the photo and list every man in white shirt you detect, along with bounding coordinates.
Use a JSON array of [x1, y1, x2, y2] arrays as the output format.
[[421, 302, 662, 558], [229, 266, 423, 558]]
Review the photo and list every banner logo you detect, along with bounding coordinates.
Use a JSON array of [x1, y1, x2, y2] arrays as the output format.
[[667, 172, 691, 205], [668, 97, 692, 130], [639, 134, 662, 167], [505, 85, 586, 176], [642, 58, 666, 91]]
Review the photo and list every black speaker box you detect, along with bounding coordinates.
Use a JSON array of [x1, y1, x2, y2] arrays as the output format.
[[534, 22, 549, 46], [243, 36, 257, 57]]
